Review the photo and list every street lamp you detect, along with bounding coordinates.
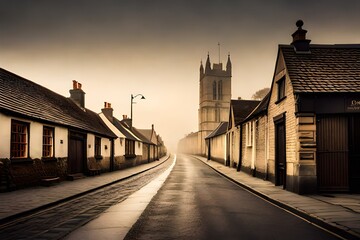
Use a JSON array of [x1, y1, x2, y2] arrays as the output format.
[[130, 94, 145, 128]]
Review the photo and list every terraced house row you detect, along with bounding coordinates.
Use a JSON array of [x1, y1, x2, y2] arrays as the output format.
[[0, 70, 166, 191], [179, 21, 360, 194]]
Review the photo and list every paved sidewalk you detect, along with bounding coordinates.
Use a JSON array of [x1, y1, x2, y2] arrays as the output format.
[[192, 155, 360, 240], [0, 155, 171, 223], [65, 155, 177, 240]]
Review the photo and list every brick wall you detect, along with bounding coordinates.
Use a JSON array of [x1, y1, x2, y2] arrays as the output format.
[[267, 53, 317, 194], [267, 67, 297, 179]]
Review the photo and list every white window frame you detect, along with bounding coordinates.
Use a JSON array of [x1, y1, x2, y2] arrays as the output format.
[[246, 122, 253, 147]]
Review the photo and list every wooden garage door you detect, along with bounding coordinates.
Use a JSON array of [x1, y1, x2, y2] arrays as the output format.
[[317, 115, 349, 191]]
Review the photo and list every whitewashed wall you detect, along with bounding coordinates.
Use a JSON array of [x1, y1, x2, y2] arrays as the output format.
[[55, 127, 68, 157], [0, 113, 68, 159], [0, 113, 11, 158]]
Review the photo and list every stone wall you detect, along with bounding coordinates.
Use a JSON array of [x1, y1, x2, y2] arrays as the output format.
[[0, 157, 68, 191]]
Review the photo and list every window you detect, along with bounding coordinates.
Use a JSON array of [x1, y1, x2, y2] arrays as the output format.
[[11, 120, 29, 159], [213, 81, 217, 100], [246, 122, 253, 147], [218, 80, 223, 100], [95, 136, 101, 158], [42, 127, 54, 158], [277, 76, 286, 101], [125, 139, 135, 156]]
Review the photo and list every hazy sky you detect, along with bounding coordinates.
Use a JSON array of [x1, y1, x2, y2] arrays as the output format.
[[1, 0, 360, 151]]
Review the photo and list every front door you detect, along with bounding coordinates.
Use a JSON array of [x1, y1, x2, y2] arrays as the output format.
[[275, 121, 286, 187], [349, 115, 360, 192], [68, 131, 86, 174]]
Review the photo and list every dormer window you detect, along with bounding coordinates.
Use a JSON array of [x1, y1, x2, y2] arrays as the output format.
[[276, 76, 286, 103]]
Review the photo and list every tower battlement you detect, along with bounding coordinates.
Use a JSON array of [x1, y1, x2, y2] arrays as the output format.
[[200, 54, 231, 79]]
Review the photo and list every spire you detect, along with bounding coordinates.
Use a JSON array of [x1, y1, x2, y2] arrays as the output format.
[[291, 20, 311, 52], [205, 53, 211, 74], [200, 60, 204, 79], [226, 53, 231, 75], [218, 42, 221, 63]]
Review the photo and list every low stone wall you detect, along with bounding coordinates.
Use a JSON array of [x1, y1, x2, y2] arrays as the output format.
[[0, 158, 68, 191]]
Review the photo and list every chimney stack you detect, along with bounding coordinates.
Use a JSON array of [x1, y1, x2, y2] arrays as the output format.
[[291, 20, 311, 52], [121, 115, 132, 129], [101, 102, 114, 122], [69, 80, 85, 108]]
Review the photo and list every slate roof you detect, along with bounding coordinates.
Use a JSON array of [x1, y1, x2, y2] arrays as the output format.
[[230, 99, 261, 125], [132, 127, 154, 145], [243, 93, 270, 122], [111, 117, 140, 141], [136, 129, 157, 145], [280, 44, 360, 93], [205, 122, 228, 139], [0, 68, 116, 138]]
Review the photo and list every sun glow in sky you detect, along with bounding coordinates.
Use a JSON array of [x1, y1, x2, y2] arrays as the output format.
[[1, 0, 360, 151]]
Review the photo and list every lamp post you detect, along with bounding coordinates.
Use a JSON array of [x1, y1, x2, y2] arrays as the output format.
[[130, 94, 145, 128]]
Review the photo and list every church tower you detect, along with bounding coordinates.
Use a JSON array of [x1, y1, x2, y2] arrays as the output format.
[[198, 53, 232, 155]]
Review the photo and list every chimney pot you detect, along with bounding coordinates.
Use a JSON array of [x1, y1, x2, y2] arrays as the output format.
[[72, 80, 78, 89], [70, 80, 85, 108], [291, 20, 311, 52]]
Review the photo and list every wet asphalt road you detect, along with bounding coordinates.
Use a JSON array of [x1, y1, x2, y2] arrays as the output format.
[[125, 154, 340, 240]]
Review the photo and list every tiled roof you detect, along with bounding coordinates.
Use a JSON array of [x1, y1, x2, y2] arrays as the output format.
[[205, 122, 228, 139], [0, 68, 116, 138], [231, 99, 261, 125], [280, 44, 360, 93]]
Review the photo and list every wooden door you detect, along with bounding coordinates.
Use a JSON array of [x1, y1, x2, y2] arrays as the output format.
[[68, 132, 86, 174], [349, 115, 360, 192], [275, 121, 286, 187], [317, 115, 349, 191]]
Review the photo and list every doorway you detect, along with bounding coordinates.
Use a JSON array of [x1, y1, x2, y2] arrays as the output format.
[[275, 118, 286, 187], [317, 115, 349, 191], [68, 131, 86, 174], [349, 115, 360, 192]]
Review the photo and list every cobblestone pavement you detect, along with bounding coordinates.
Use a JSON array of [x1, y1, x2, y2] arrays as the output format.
[[0, 157, 173, 240]]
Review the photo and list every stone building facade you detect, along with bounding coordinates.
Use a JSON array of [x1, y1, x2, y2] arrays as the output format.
[[178, 53, 232, 155]]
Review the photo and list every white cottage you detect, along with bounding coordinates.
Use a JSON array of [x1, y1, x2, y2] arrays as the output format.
[[0, 69, 116, 190]]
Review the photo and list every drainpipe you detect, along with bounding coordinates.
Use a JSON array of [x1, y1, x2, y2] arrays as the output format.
[[237, 125, 243, 172], [251, 120, 257, 176], [110, 139, 114, 171], [265, 115, 269, 179]]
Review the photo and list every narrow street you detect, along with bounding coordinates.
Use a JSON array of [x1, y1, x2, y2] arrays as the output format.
[[125, 154, 340, 240]]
